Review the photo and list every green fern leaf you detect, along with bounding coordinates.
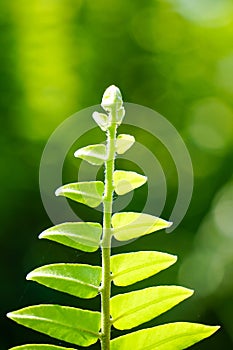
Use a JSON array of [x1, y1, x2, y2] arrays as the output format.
[[7, 305, 101, 347], [27, 263, 101, 299], [111, 251, 177, 286], [39, 222, 101, 252]]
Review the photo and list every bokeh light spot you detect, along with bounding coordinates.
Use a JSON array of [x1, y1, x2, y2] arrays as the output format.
[[217, 53, 233, 95], [179, 252, 224, 297], [213, 183, 233, 237], [168, 0, 233, 27], [131, 5, 185, 53], [187, 98, 233, 152]]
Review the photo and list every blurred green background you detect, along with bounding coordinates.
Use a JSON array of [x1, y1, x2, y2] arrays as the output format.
[[1, 0, 233, 349]]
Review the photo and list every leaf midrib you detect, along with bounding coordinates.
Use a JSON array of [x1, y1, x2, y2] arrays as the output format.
[[81, 151, 106, 160], [31, 272, 100, 290], [142, 329, 213, 350], [113, 223, 166, 237], [111, 328, 214, 350], [62, 189, 102, 200], [112, 292, 188, 324], [11, 313, 100, 338], [43, 231, 99, 245], [112, 259, 171, 280]]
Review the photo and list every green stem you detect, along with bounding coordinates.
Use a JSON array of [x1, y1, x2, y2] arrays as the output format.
[[101, 120, 117, 350]]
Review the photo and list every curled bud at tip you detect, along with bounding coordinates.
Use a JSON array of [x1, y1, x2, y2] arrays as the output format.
[[101, 85, 123, 112]]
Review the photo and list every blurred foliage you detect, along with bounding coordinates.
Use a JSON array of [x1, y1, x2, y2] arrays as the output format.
[[1, 0, 233, 349]]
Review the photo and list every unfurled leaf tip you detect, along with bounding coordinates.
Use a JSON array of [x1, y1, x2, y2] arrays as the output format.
[[25, 272, 33, 281], [167, 221, 173, 228], [6, 312, 13, 320], [55, 187, 62, 196]]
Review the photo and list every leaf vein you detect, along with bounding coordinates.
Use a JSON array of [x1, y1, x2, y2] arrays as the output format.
[[112, 292, 187, 324], [31, 273, 99, 289], [11, 314, 99, 338]]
